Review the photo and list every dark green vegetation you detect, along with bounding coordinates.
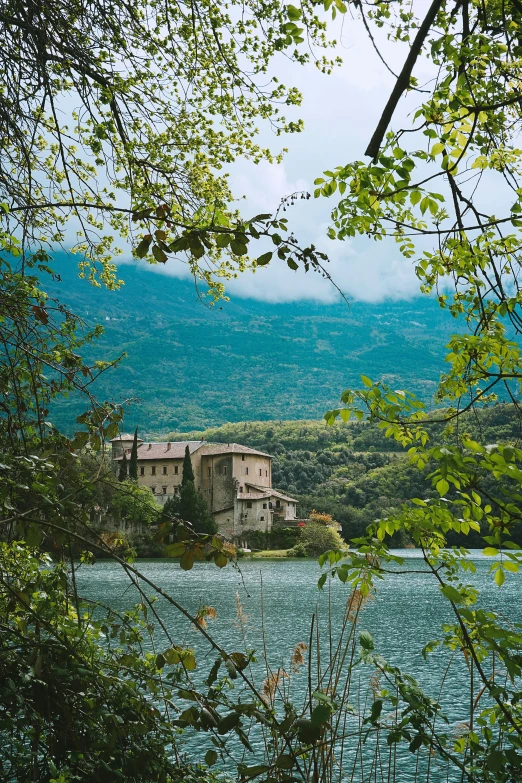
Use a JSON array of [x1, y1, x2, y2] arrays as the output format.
[[170, 407, 522, 547], [161, 447, 217, 536], [45, 256, 456, 434]]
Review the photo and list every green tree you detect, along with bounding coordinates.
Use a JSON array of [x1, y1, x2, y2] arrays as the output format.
[[318, 2, 522, 779], [129, 427, 139, 480], [168, 481, 217, 536], [118, 451, 128, 482], [0, 0, 340, 295], [182, 444, 195, 486]]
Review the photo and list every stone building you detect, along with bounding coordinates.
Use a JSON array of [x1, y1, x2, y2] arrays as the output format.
[[111, 435, 297, 542]]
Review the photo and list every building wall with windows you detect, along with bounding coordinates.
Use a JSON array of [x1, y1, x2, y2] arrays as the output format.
[[111, 437, 296, 542]]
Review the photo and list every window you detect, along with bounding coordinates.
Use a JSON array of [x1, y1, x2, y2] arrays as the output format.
[[247, 501, 252, 509], [259, 469, 262, 476], [276, 500, 281, 508], [151, 486, 156, 494], [265, 470, 268, 477], [162, 486, 167, 494], [260, 516, 264, 521], [140, 466, 145, 476], [239, 486, 243, 493], [162, 466, 168, 475], [174, 465, 179, 475], [242, 455, 245, 461], [263, 503, 267, 509], [223, 465, 227, 475], [207, 467, 211, 477], [244, 467, 249, 475], [151, 466, 156, 476], [174, 486, 180, 495]]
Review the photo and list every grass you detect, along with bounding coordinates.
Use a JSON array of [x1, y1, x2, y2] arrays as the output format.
[[248, 549, 290, 558]]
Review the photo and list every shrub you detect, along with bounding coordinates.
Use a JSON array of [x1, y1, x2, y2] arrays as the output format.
[[289, 522, 346, 557]]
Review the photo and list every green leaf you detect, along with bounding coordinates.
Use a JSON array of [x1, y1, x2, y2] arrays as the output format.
[[440, 585, 466, 605], [135, 235, 152, 258], [495, 567, 505, 586], [359, 630, 374, 650], [361, 375, 372, 387], [287, 4, 302, 20], [483, 547, 499, 557], [217, 712, 241, 734], [215, 233, 231, 248], [205, 750, 218, 767], [296, 718, 321, 744], [436, 478, 449, 496], [275, 754, 294, 769], [256, 251, 272, 266], [152, 244, 168, 263], [311, 703, 331, 725], [180, 550, 194, 570]]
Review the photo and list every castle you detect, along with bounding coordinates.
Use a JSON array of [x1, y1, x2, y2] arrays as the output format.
[[111, 434, 298, 542]]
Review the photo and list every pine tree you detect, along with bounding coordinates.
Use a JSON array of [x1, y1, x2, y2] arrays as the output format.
[[118, 453, 128, 482], [129, 427, 139, 480], [181, 445, 195, 486]]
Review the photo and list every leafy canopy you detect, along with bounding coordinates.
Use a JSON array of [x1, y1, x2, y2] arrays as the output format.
[[1, 0, 343, 296]]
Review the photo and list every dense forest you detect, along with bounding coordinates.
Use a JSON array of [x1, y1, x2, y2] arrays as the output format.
[[44, 255, 458, 433], [168, 405, 522, 546]]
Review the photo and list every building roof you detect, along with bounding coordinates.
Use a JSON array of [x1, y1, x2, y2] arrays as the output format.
[[201, 442, 271, 458], [115, 440, 205, 461], [110, 433, 143, 442], [242, 483, 298, 503], [114, 440, 272, 461]]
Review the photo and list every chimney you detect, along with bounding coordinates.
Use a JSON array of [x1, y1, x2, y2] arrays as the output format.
[[148, 443, 152, 450], [166, 442, 171, 451]]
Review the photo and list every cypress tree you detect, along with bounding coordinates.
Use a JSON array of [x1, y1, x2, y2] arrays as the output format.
[[129, 427, 139, 480], [118, 452, 128, 482], [177, 480, 216, 534], [181, 445, 194, 486]]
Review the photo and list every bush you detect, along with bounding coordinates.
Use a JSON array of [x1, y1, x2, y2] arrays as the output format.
[[243, 527, 300, 551], [288, 522, 346, 557]]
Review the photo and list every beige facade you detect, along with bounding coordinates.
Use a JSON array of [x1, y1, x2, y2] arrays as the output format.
[[111, 435, 297, 542]]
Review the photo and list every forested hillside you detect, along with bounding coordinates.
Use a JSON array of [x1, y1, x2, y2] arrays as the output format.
[[168, 406, 522, 545], [45, 255, 457, 433]]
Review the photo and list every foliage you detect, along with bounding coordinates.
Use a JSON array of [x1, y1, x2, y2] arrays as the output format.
[[1, 0, 342, 297], [241, 527, 300, 551], [108, 480, 161, 527], [308, 510, 335, 526], [118, 451, 128, 481], [129, 427, 139, 480], [310, 1, 522, 779], [289, 521, 345, 557], [164, 481, 217, 536], [182, 445, 195, 485], [0, 544, 180, 782]]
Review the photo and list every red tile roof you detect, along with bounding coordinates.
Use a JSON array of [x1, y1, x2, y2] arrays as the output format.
[[115, 440, 204, 461], [114, 440, 272, 461], [200, 443, 271, 458]]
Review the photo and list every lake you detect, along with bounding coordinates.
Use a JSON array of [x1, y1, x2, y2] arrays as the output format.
[[77, 552, 520, 782]]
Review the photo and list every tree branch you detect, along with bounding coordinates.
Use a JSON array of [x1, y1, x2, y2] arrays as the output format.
[[365, 0, 445, 159]]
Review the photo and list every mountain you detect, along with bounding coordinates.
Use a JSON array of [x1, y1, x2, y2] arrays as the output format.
[[44, 255, 458, 434]]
